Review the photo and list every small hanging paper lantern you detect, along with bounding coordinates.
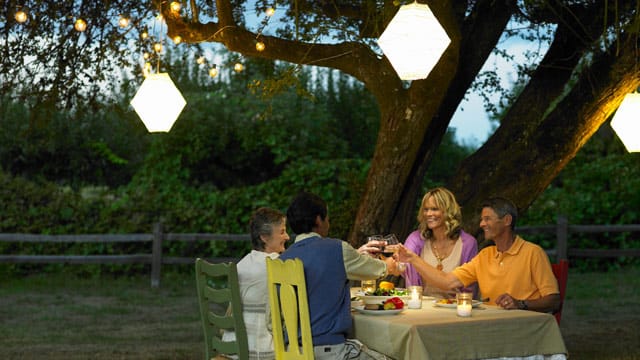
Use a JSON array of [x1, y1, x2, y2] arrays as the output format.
[[377, 2, 451, 80], [130, 73, 187, 132], [611, 93, 640, 152]]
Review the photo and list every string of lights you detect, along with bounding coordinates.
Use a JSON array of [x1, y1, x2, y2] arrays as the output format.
[[10, 1, 278, 79]]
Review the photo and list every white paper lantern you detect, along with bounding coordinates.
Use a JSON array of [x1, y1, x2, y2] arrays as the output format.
[[611, 93, 640, 152], [377, 2, 451, 80], [130, 73, 186, 132]]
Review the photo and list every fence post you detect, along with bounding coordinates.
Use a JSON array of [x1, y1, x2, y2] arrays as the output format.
[[556, 215, 568, 262], [151, 222, 164, 288]]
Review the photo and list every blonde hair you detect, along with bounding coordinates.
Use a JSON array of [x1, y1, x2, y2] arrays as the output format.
[[417, 187, 463, 241]]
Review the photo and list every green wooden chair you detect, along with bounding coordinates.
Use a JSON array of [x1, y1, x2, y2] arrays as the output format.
[[195, 258, 249, 360]]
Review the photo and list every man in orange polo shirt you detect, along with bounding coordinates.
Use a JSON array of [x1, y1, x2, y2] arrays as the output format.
[[397, 197, 560, 313]]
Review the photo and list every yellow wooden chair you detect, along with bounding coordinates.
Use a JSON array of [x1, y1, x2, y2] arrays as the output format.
[[195, 258, 249, 360], [266, 257, 314, 360]]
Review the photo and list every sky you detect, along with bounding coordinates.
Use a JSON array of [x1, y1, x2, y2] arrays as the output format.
[[447, 37, 550, 147]]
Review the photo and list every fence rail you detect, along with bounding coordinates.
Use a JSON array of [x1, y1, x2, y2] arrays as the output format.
[[1, 216, 639, 287]]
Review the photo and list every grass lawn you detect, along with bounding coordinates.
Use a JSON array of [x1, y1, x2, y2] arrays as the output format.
[[1, 265, 639, 359]]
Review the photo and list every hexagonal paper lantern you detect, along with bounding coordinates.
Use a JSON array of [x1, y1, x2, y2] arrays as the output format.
[[611, 93, 640, 152], [377, 2, 451, 80], [130, 73, 186, 132]]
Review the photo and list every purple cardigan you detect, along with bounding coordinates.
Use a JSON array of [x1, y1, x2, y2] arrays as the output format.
[[403, 229, 478, 294]]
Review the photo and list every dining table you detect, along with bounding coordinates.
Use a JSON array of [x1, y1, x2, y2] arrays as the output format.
[[351, 297, 567, 360]]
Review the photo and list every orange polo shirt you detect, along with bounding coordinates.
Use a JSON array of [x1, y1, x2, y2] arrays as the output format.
[[453, 236, 559, 305]]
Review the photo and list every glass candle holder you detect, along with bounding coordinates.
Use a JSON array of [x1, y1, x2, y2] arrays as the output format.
[[361, 279, 376, 294], [456, 292, 473, 317], [407, 285, 423, 309]]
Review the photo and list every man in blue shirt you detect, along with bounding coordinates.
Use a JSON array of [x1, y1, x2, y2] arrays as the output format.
[[280, 191, 399, 360]]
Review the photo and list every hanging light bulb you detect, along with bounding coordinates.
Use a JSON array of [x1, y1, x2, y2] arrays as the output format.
[[74, 18, 87, 32], [154, 42, 163, 53], [173, 35, 182, 44], [197, 56, 206, 65], [141, 29, 149, 39], [143, 62, 152, 76], [234, 63, 244, 72], [611, 93, 640, 152], [15, 9, 28, 23], [118, 15, 129, 28], [265, 7, 275, 17], [256, 41, 266, 52], [209, 65, 218, 78], [170, 1, 181, 13], [143, 52, 151, 60]]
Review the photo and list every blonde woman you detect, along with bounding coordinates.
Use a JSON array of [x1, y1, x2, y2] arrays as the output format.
[[402, 187, 478, 297]]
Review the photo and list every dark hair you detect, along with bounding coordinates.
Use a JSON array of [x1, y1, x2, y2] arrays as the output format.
[[481, 197, 518, 230], [249, 207, 286, 251], [286, 191, 327, 235]]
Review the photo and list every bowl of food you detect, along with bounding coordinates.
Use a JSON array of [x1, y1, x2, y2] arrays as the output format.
[[361, 281, 410, 306]]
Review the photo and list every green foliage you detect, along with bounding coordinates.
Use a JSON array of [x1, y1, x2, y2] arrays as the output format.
[[521, 127, 640, 270]]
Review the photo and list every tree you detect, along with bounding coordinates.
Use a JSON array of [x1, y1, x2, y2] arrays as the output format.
[[2, 1, 638, 245], [158, 0, 639, 244]]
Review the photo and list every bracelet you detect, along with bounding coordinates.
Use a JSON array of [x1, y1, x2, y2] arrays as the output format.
[[517, 300, 528, 310]]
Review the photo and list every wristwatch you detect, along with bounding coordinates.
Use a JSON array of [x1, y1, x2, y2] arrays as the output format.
[[517, 300, 528, 310]]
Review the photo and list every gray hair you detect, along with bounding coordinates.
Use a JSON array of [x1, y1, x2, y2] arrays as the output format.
[[481, 197, 518, 230], [249, 207, 286, 251]]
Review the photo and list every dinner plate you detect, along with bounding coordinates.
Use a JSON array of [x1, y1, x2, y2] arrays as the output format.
[[432, 299, 482, 308], [353, 306, 405, 316]]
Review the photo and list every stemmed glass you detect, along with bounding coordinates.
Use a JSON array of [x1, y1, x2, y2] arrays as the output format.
[[383, 234, 406, 272]]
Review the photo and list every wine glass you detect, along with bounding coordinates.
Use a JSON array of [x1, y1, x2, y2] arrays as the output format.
[[383, 234, 406, 272], [366, 234, 384, 257]]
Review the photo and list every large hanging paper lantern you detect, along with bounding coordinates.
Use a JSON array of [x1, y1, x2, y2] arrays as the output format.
[[377, 2, 451, 80], [611, 93, 640, 152], [130, 73, 186, 132]]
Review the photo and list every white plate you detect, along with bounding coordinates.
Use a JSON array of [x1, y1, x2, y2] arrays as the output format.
[[432, 299, 482, 308], [353, 306, 405, 316]]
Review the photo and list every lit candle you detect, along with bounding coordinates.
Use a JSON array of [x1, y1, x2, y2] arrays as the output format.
[[457, 303, 472, 317], [407, 286, 422, 309], [456, 292, 473, 317]]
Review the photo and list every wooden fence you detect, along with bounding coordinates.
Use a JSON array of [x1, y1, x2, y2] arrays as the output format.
[[1, 216, 639, 287]]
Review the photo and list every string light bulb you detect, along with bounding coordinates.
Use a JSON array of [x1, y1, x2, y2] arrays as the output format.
[[170, 1, 181, 13], [209, 65, 218, 78], [265, 7, 275, 16], [15, 9, 28, 23], [118, 15, 129, 28], [74, 18, 87, 32], [173, 35, 182, 44], [143, 62, 152, 76], [154, 42, 163, 53], [196, 56, 206, 65], [234, 63, 244, 72], [256, 41, 265, 52], [141, 30, 148, 39], [143, 52, 150, 60]]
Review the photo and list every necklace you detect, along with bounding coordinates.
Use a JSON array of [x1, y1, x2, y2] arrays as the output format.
[[431, 242, 447, 271]]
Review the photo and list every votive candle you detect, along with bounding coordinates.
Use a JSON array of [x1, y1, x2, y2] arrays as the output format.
[[408, 285, 423, 309]]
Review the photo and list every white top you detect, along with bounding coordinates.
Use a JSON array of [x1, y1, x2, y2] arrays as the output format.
[[421, 238, 462, 298], [222, 250, 279, 359]]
